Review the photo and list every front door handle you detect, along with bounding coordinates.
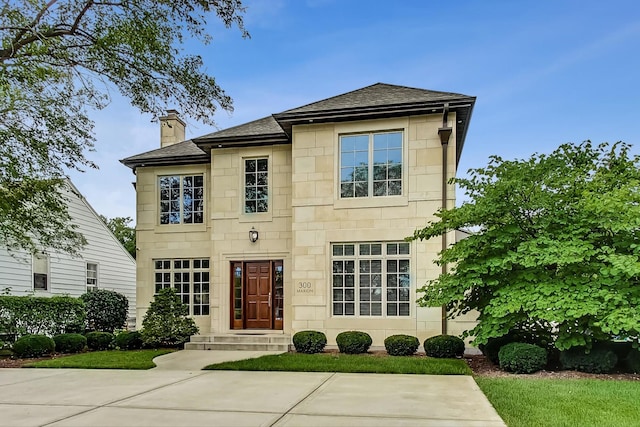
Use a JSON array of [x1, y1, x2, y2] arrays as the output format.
[[268, 292, 272, 307]]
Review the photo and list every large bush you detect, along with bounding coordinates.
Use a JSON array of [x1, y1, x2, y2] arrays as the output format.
[[498, 342, 547, 374], [384, 334, 419, 356], [0, 295, 85, 340], [336, 331, 372, 354], [293, 331, 327, 354], [114, 331, 143, 350], [53, 333, 87, 353], [80, 289, 128, 333], [85, 331, 114, 350], [13, 334, 56, 358], [424, 335, 465, 358], [141, 288, 199, 348], [560, 347, 618, 374]]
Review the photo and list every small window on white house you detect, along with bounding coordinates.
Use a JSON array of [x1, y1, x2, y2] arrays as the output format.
[[86, 263, 98, 291], [33, 253, 49, 291]]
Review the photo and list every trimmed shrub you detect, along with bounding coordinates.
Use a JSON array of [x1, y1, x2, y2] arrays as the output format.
[[481, 328, 555, 365], [141, 288, 199, 348], [293, 330, 327, 354], [85, 331, 114, 350], [12, 334, 55, 358], [625, 348, 640, 373], [336, 331, 372, 354], [560, 347, 618, 373], [53, 333, 87, 354], [0, 295, 85, 339], [498, 342, 547, 374], [113, 331, 143, 350], [384, 334, 419, 356], [424, 335, 465, 358], [80, 289, 128, 333]]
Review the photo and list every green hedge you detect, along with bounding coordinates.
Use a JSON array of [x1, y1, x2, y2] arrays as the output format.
[[13, 334, 56, 358], [498, 342, 547, 374], [53, 333, 87, 353], [80, 289, 128, 333], [384, 334, 419, 356], [293, 331, 327, 354], [560, 347, 618, 374], [114, 331, 143, 350], [336, 331, 372, 354], [424, 335, 465, 358], [0, 295, 85, 341], [86, 331, 114, 350]]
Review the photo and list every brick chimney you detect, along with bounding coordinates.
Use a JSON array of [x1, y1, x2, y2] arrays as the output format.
[[159, 109, 186, 148]]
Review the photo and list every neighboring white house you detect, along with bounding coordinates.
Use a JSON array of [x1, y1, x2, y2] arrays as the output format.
[[0, 181, 137, 323]]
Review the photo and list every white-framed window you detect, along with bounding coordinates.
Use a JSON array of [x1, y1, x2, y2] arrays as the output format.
[[159, 175, 204, 224], [86, 262, 98, 291], [332, 242, 410, 317], [244, 158, 268, 213], [339, 131, 403, 198], [154, 258, 210, 315], [32, 252, 49, 291]]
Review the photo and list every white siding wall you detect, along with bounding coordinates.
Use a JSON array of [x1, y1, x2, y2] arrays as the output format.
[[0, 182, 137, 322]]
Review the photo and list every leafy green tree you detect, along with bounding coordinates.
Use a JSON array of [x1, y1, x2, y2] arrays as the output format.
[[100, 216, 136, 259], [141, 288, 198, 347], [410, 141, 640, 350], [1, 0, 247, 255], [80, 289, 129, 333]]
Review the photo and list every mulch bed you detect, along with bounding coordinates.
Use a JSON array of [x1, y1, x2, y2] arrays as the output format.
[[465, 354, 640, 381]]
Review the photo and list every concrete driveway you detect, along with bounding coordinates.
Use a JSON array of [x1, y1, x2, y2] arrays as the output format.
[[0, 355, 505, 427]]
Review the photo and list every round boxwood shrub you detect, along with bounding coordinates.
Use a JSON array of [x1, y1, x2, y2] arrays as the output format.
[[114, 331, 143, 350], [53, 333, 87, 354], [85, 331, 114, 351], [384, 334, 419, 356], [336, 331, 372, 354], [481, 328, 555, 365], [293, 330, 327, 354], [625, 348, 640, 373], [13, 334, 56, 358], [498, 342, 547, 374], [424, 335, 465, 358], [560, 347, 618, 374]]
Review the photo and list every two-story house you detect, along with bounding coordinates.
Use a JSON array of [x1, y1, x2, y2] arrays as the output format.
[[122, 83, 476, 347]]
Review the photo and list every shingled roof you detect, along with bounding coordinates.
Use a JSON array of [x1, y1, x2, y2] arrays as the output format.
[[120, 140, 208, 169], [121, 83, 475, 170], [193, 116, 288, 148]]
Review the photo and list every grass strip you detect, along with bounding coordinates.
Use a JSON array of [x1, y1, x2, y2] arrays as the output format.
[[476, 377, 640, 427], [25, 349, 174, 370], [205, 352, 471, 375]]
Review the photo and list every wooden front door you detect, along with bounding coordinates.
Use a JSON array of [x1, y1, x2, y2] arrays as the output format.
[[245, 262, 272, 329]]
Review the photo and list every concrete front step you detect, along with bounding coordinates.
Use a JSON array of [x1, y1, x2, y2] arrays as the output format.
[[185, 333, 291, 351]]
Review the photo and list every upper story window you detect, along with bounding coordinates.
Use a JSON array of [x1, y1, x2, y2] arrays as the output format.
[[340, 131, 402, 198], [86, 263, 98, 291], [159, 175, 204, 224], [33, 252, 49, 291], [244, 158, 268, 213]]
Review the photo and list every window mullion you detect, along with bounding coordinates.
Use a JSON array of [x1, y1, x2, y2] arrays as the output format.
[[368, 134, 373, 198]]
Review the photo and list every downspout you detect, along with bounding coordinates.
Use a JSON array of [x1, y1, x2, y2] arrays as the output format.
[[438, 103, 453, 335]]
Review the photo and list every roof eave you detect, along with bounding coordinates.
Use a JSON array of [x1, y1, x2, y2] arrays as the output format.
[[120, 154, 210, 171]]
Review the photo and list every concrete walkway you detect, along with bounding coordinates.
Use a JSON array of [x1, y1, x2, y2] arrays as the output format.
[[0, 352, 506, 426], [151, 349, 284, 371]]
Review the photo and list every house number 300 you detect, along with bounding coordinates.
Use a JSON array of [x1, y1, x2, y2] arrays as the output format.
[[297, 282, 312, 289]]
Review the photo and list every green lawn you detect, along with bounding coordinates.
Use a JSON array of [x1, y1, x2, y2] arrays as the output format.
[[476, 377, 640, 427], [205, 352, 471, 375], [25, 349, 174, 369]]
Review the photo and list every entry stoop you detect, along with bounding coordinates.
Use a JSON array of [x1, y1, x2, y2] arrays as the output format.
[[184, 333, 291, 351]]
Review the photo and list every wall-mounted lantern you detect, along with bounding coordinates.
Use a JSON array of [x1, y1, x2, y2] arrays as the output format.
[[249, 227, 259, 243]]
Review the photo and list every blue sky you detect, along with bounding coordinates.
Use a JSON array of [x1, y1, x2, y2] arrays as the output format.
[[70, 0, 640, 219]]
